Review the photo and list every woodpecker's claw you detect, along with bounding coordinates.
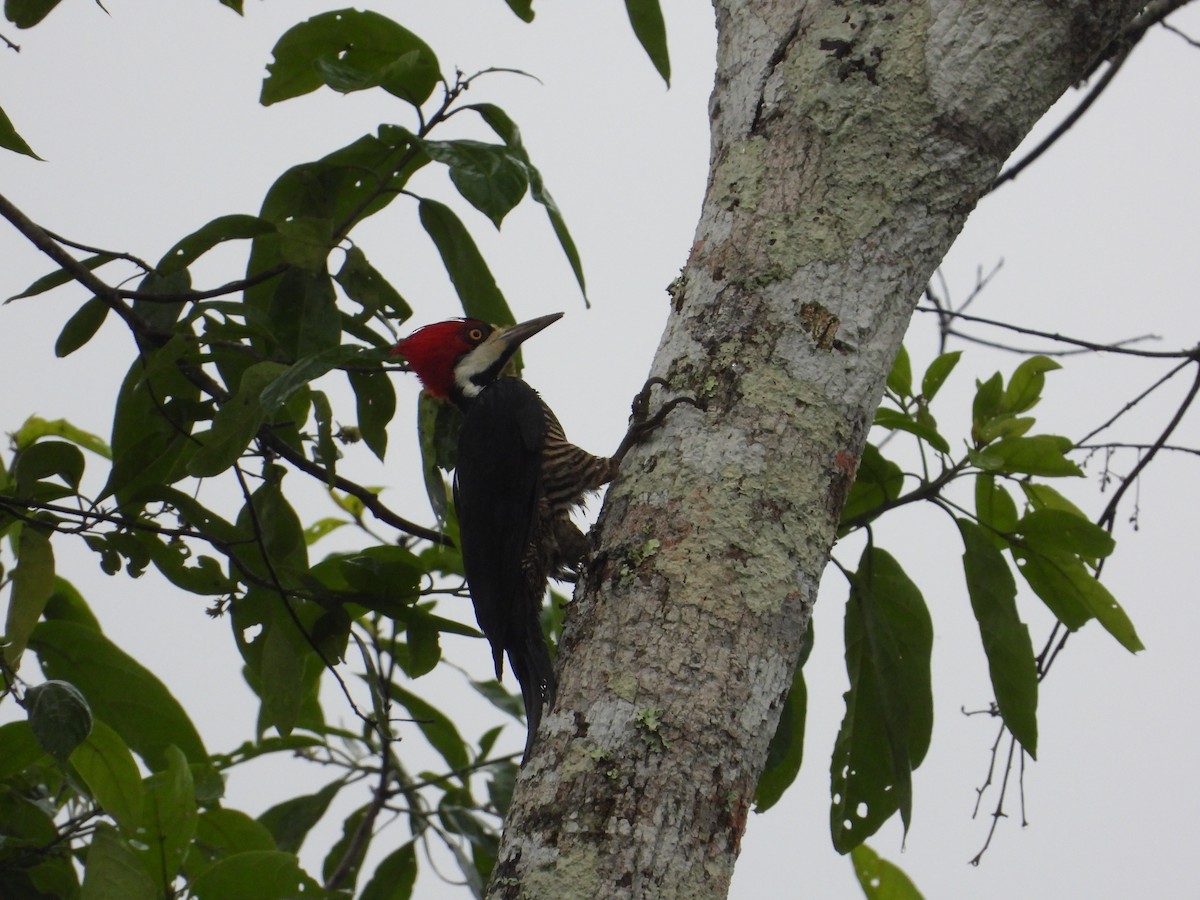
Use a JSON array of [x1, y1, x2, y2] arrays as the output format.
[[612, 377, 706, 464]]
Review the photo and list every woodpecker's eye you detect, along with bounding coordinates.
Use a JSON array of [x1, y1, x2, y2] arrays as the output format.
[[467, 327, 485, 342]]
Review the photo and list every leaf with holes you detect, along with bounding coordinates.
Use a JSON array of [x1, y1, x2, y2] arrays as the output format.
[[261, 9, 439, 106], [850, 844, 926, 899], [830, 548, 932, 854]]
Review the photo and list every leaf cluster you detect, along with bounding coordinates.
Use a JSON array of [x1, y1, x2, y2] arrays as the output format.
[[755, 348, 1142, 860], [0, 4, 636, 897]]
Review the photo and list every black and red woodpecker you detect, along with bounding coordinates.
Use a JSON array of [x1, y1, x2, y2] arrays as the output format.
[[393, 313, 614, 760]]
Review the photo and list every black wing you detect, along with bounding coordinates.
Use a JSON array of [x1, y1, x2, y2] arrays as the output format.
[[453, 377, 555, 758]]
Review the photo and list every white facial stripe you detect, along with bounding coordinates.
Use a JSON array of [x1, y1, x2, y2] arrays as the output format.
[[454, 336, 509, 397]]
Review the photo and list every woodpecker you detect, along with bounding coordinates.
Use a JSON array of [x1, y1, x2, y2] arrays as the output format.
[[393, 313, 615, 761]]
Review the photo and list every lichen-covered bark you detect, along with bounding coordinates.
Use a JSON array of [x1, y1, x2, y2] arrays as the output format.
[[488, 2, 1141, 897]]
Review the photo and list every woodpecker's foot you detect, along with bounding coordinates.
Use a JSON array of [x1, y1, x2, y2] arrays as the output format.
[[612, 377, 706, 464]]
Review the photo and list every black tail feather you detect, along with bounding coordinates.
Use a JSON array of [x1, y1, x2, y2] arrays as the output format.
[[506, 625, 557, 763]]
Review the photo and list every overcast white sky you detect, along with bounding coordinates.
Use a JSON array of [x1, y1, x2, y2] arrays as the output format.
[[2, 2, 1199, 898]]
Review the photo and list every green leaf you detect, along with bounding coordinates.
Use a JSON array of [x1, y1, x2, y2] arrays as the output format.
[[0, 102, 41, 158], [261, 9, 439, 107], [258, 779, 344, 854], [974, 412, 1036, 445], [29, 620, 210, 773], [423, 139, 530, 227], [259, 610, 310, 737], [830, 548, 932, 853], [312, 390, 337, 475], [1020, 482, 1090, 520], [4, 0, 63, 28], [971, 372, 1004, 439], [268, 267, 341, 361], [754, 624, 811, 812], [101, 339, 203, 503], [1004, 355, 1060, 414], [872, 408, 949, 453], [43, 575, 101, 630], [1015, 550, 1143, 652], [304, 516, 350, 545], [130, 268, 190, 336], [70, 719, 146, 834], [0, 720, 47, 781], [1012, 549, 1091, 630], [11, 414, 111, 457], [26, 679, 93, 764], [501, 0, 534, 22], [347, 368, 395, 462], [885, 346, 912, 397], [920, 350, 961, 401], [4, 522, 55, 666], [404, 618, 442, 678], [7, 252, 115, 301], [850, 844, 926, 900], [624, 0, 670, 85], [418, 198, 514, 325], [275, 215, 333, 271], [319, 545, 423, 601], [158, 214, 275, 275], [957, 519, 1038, 757], [972, 434, 1082, 477], [974, 473, 1018, 548], [336, 245, 412, 322], [190, 850, 316, 900], [391, 684, 470, 771], [360, 841, 418, 900], [81, 823, 158, 900], [144, 535, 233, 596], [136, 745, 198, 892], [839, 443, 903, 529], [55, 295, 110, 357], [187, 361, 287, 477], [261, 346, 366, 415], [14, 439, 85, 493], [322, 804, 371, 886], [1016, 508, 1115, 560], [470, 103, 587, 300], [417, 392, 458, 521], [184, 808, 277, 883], [233, 472, 309, 588]]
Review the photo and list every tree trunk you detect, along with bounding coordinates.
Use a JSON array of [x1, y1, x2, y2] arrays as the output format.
[[489, 2, 1141, 897]]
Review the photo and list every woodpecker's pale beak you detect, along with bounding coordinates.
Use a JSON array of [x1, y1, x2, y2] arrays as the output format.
[[494, 312, 564, 351], [454, 312, 564, 398]]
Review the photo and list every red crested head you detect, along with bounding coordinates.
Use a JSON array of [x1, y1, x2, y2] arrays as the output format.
[[392, 312, 563, 406], [391, 319, 493, 401]]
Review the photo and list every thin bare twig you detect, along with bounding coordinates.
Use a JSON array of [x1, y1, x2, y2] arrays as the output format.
[[915, 305, 1189, 359], [1097, 362, 1200, 530], [1076, 358, 1193, 446]]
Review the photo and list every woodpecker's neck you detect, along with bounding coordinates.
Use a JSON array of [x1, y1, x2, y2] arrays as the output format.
[[450, 341, 521, 409]]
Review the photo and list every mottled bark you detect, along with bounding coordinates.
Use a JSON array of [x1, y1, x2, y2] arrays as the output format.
[[488, 2, 1141, 897]]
